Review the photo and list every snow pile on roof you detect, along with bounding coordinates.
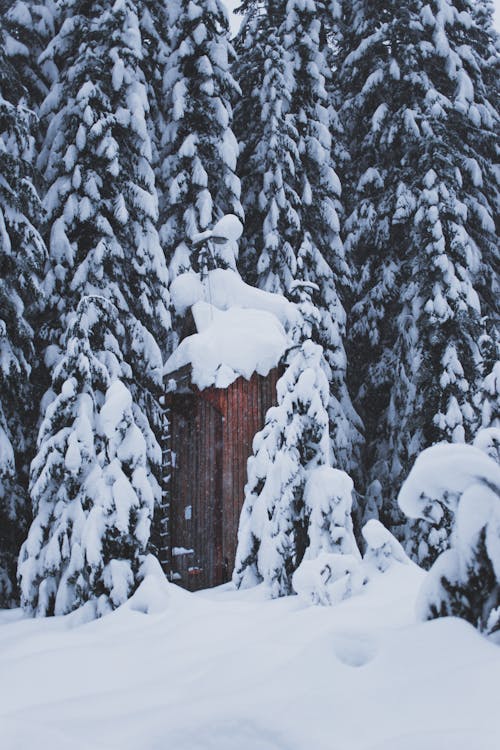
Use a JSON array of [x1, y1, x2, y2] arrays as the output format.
[[169, 269, 298, 328], [164, 301, 289, 389], [165, 270, 297, 388]]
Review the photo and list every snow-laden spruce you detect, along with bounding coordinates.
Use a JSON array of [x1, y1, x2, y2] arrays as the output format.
[[1, 0, 58, 112], [19, 0, 170, 617], [403, 427, 500, 569], [234, 288, 358, 597], [399, 442, 500, 634], [137, 0, 170, 193], [234, 0, 301, 293], [477, 326, 500, 431], [0, 19, 47, 606], [159, 0, 243, 294], [233, 339, 331, 596], [18, 298, 161, 617], [234, 0, 363, 474], [338, 0, 500, 541]]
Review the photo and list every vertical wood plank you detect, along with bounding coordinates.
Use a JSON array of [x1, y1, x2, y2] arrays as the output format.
[[168, 369, 280, 592], [222, 388, 231, 577]]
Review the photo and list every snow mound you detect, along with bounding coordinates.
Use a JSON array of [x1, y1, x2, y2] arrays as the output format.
[[193, 213, 243, 244], [473, 427, 500, 463], [362, 519, 410, 572], [398, 443, 500, 520], [169, 272, 204, 313], [169, 268, 298, 327], [125, 556, 175, 615], [3, 561, 499, 750], [293, 520, 413, 607], [292, 552, 366, 606], [163, 302, 289, 389]]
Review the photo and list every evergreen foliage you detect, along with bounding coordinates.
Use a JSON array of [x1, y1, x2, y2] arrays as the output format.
[[234, 0, 363, 473], [1, 0, 58, 112], [0, 0, 497, 617], [399, 443, 500, 634], [0, 17, 46, 606], [233, 337, 331, 596], [477, 324, 500, 429], [424, 531, 500, 634], [233, 286, 357, 597], [338, 0, 500, 535], [420, 484, 500, 633], [405, 426, 500, 569], [18, 0, 170, 616], [234, 0, 301, 292], [159, 0, 243, 288], [18, 297, 160, 617], [137, 0, 172, 230]]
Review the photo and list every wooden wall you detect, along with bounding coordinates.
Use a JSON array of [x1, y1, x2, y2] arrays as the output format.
[[167, 369, 280, 591]]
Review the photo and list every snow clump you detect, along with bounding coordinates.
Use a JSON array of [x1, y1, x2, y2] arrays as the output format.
[[399, 442, 500, 633]]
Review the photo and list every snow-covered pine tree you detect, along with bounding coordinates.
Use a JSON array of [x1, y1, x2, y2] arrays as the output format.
[[286, 0, 364, 473], [470, 0, 497, 33], [477, 324, 500, 429], [234, 0, 363, 474], [19, 0, 171, 616], [37, 0, 170, 344], [159, 0, 243, 291], [0, 19, 46, 606], [18, 297, 160, 617], [137, 0, 170, 219], [338, 0, 499, 538], [234, 0, 300, 292], [233, 336, 331, 596], [399, 443, 500, 634], [234, 285, 359, 597], [1, 0, 58, 112]]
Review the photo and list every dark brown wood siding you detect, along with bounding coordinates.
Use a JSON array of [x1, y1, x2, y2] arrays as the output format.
[[169, 394, 224, 591], [168, 369, 281, 590]]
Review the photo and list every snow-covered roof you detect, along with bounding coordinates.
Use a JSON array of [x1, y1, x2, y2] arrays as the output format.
[[164, 270, 296, 390], [169, 269, 298, 327]]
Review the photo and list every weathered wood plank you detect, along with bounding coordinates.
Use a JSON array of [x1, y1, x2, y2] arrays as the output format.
[[168, 369, 279, 590]]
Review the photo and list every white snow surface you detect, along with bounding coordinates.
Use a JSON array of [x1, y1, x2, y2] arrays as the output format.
[[292, 520, 412, 607], [164, 302, 289, 389], [223, 0, 243, 35], [398, 443, 500, 520], [169, 268, 297, 326], [1, 560, 499, 750], [165, 269, 297, 388], [473, 427, 500, 463]]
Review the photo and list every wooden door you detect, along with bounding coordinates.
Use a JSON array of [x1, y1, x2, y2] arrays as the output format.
[[169, 394, 224, 591]]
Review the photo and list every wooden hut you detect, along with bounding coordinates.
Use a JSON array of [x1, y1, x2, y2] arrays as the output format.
[[161, 269, 295, 590], [164, 365, 281, 591]]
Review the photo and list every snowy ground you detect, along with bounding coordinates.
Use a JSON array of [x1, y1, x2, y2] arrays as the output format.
[[1, 562, 499, 750]]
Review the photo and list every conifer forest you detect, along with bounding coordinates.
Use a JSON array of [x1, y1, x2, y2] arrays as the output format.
[[0, 2, 499, 748]]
